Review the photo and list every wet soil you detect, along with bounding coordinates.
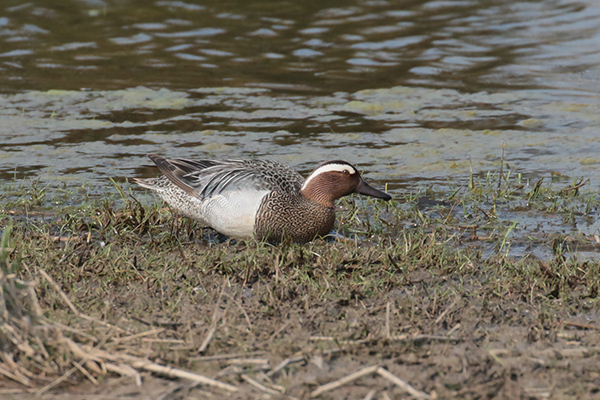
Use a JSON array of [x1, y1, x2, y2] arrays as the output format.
[[1, 195, 599, 399]]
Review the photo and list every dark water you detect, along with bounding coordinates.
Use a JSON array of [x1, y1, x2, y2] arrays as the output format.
[[1, 1, 600, 209], [4, 1, 600, 94]]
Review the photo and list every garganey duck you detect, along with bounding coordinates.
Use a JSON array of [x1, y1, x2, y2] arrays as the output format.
[[135, 154, 391, 243]]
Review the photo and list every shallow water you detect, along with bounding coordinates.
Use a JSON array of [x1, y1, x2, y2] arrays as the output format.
[[2, 0, 600, 253]]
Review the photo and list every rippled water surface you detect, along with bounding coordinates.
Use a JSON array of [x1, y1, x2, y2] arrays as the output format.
[[2, 1, 600, 232]]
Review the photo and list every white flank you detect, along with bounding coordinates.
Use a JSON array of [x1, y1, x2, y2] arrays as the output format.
[[301, 163, 357, 191], [201, 190, 270, 239]]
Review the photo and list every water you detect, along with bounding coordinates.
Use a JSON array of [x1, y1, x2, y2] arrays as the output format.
[[2, 0, 600, 251]]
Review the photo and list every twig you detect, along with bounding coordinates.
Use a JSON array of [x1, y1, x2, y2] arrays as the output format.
[[376, 367, 432, 399], [255, 375, 285, 394], [310, 334, 458, 345], [37, 268, 79, 315], [560, 178, 589, 193], [564, 321, 600, 331], [198, 327, 216, 354], [141, 362, 233, 391], [266, 320, 291, 343], [198, 277, 228, 353], [26, 284, 43, 319], [33, 336, 50, 360], [241, 374, 282, 395], [72, 360, 98, 385], [36, 364, 80, 395], [0, 363, 32, 387], [215, 365, 243, 378], [83, 359, 103, 375], [385, 302, 391, 339], [37, 338, 107, 395], [50, 235, 83, 244], [191, 351, 265, 362], [41, 319, 98, 342], [267, 355, 305, 377], [64, 338, 238, 392], [363, 389, 376, 400], [228, 358, 269, 366], [434, 296, 460, 325], [488, 349, 505, 366], [0, 389, 31, 394], [104, 362, 142, 386], [0, 352, 36, 380], [310, 365, 379, 398], [36, 267, 126, 332], [447, 323, 461, 337], [443, 200, 459, 225]]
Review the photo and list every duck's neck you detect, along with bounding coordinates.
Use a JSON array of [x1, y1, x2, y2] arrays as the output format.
[[301, 186, 335, 209]]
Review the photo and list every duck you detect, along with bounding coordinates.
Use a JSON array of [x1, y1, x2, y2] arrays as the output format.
[[134, 154, 391, 243]]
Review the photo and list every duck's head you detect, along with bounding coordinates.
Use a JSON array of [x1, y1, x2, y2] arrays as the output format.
[[301, 161, 392, 208]]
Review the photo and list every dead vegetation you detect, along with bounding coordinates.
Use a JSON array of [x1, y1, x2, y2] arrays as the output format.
[[0, 172, 599, 399]]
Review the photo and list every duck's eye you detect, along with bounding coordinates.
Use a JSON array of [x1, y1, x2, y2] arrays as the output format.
[[342, 170, 350, 175]]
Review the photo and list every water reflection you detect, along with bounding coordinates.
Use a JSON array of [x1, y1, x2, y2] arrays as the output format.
[[0, 0, 595, 93]]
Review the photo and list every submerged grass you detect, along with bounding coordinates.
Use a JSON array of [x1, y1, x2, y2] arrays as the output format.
[[0, 167, 599, 399]]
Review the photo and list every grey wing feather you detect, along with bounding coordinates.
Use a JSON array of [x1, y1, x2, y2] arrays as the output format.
[[148, 155, 304, 199], [199, 168, 259, 197]]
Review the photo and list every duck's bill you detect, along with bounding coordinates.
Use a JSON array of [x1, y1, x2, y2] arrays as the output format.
[[356, 179, 392, 200]]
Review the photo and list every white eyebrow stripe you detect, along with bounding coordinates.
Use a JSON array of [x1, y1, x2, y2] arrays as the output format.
[[301, 163, 356, 191]]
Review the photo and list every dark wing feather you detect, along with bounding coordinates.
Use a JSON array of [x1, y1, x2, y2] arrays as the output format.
[[168, 159, 222, 174], [147, 154, 198, 197]]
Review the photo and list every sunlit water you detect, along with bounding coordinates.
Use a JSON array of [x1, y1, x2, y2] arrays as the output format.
[[2, 0, 600, 253]]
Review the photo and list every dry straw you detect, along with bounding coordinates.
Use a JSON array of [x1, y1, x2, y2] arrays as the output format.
[[0, 223, 237, 395]]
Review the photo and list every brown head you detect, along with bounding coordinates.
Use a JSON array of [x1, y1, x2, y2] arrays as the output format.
[[300, 161, 391, 208]]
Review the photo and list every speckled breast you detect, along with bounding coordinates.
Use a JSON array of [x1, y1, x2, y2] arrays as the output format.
[[254, 191, 336, 243]]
